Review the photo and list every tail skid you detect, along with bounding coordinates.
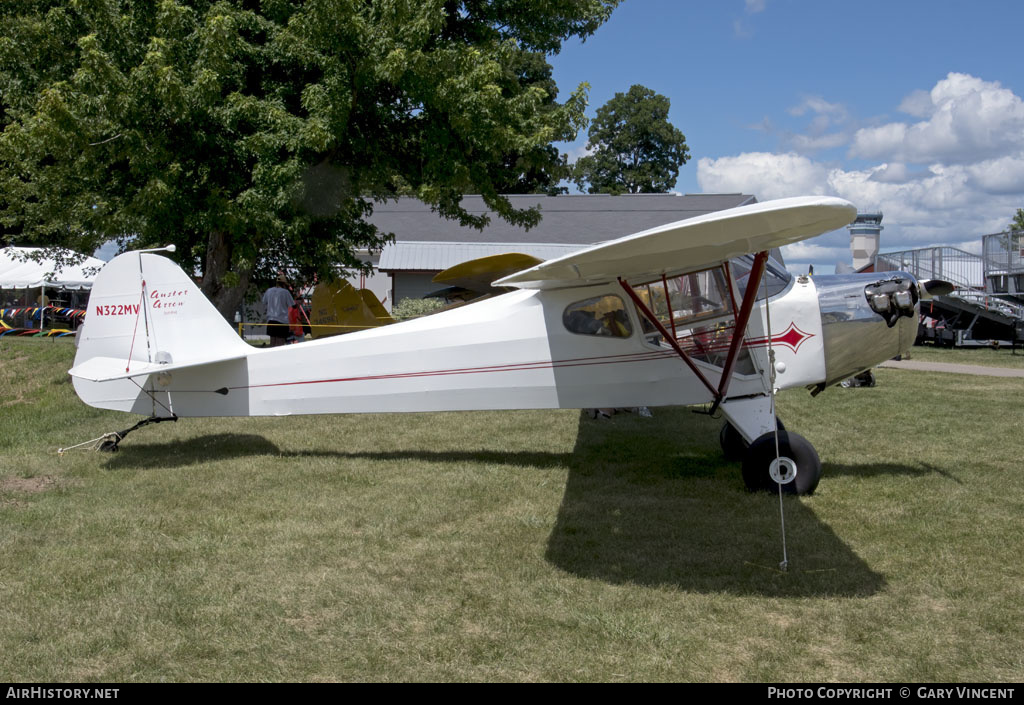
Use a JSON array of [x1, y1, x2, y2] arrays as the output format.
[[58, 414, 179, 455]]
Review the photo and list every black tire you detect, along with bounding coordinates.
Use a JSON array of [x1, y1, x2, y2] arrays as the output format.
[[719, 418, 785, 463], [741, 430, 821, 495], [719, 421, 746, 462]]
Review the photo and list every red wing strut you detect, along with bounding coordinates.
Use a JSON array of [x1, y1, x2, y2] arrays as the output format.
[[617, 250, 770, 412], [617, 278, 718, 398], [712, 251, 769, 413]]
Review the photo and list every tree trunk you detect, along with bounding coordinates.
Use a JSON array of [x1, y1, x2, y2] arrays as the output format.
[[200, 230, 252, 321]]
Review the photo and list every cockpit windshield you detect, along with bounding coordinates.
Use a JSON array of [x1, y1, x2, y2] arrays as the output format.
[[728, 254, 792, 300]]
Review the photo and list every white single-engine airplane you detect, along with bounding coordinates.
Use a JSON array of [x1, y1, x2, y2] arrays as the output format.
[[69, 196, 942, 494]]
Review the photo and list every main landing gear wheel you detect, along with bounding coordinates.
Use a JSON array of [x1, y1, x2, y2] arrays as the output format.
[[719, 418, 785, 462], [740, 430, 822, 496]]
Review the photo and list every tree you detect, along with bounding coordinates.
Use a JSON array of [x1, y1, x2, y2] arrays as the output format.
[[0, 0, 620, 316], [1011, 208, 1024, 231], [572, 84, 690, 195], [480, 49, 570, 196]]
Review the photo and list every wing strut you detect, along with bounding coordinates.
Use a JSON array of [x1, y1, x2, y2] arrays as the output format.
[[617, 277, 718, 399], [710, 251, 769, 415], [617, 250, 770, 412]]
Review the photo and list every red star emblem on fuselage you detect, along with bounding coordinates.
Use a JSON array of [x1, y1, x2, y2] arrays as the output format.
[[742, 323, 814, 353]]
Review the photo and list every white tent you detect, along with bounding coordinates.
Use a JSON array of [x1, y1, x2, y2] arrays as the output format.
[[0, 247, 106, 290]]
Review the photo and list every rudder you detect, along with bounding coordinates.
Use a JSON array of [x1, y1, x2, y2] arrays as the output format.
[[71, 251, 248, 411]]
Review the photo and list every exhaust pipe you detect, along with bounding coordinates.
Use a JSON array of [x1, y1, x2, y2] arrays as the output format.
[[919, 279, 954, 299]]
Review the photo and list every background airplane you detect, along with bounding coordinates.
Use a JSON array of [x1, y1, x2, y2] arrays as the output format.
[[308, 278, 394, 339]]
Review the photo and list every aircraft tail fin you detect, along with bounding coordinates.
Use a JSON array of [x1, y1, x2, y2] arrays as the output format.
[[309, 279, 394, 338], [358, 289, 395, 326], [70, 251, 249, 409]]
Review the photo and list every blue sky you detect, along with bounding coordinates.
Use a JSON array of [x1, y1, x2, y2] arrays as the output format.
[[549, 0, 1024, 271]]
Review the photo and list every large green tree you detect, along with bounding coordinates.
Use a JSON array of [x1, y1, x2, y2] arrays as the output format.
[[0, 0, 619, 316], [572, 84, 689, 195]]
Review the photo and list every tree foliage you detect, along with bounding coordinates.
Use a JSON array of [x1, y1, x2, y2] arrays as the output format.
[[572, 84, 689, 195], [0, 0, 619, 315], [1011, 208, 1024, 232], [391, 295, 446, 320]]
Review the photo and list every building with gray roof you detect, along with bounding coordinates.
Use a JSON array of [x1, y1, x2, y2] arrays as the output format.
[[365, 193, 756, 306]]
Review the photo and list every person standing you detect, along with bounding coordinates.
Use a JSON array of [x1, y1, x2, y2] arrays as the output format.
[[262, 273, 294, 347], [288, 301, 305, 343]]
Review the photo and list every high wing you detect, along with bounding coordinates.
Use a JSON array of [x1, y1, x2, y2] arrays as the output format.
[[493, 196, 857, 290]]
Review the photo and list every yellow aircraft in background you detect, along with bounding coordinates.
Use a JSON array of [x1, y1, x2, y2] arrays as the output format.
[[310, 253, 544, 337], [309, 279, 395, 339]]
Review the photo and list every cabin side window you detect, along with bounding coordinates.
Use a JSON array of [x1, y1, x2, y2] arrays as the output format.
[[630, 265, 756, 374], [631, 267, 734, 341], [563, 295, 633, 338]]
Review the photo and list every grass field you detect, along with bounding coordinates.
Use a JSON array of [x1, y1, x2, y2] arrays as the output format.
[[1, 338, 1022, 682], [905, 343, 1024, 369]]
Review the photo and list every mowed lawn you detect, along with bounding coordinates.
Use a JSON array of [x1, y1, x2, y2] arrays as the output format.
[[906, 343, 1024, 369], [1, 338, 1022, 682]]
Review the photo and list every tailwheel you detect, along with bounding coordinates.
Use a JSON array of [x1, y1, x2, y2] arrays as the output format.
[[741, 430, 821, 495], [719, 418, 785, 463]]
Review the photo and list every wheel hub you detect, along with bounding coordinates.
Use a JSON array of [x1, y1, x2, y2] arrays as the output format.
[[769, 456, 797, 485]]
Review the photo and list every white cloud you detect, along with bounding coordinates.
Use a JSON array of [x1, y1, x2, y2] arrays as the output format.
[[734, 0, 766, 37], [697, 152, 833, 200], [698, 73, 1024, 268], [780, 242, 851, 263], [850, 73, 1024, 164], [788, 96, 847, 120], [566, 141, 595, 164], [788, 132, 849, 153], [953, 239, 984, 256], [848, 122, 907, 159], [733, 18, 752, 39], [966, 156, 1024, 195], [698, 155, 1018, 254], [898, 89, 933, 118], [768, 95, 854, 155], [869, 162, 916, 184]]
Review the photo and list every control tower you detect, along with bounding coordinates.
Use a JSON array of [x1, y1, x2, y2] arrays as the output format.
[[848, 212, 883, 271]]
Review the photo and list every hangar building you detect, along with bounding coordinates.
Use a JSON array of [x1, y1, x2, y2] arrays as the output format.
[[363, 193, 757, 308]]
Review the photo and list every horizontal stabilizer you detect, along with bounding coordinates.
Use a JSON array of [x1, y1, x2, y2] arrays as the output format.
[[69, 352, 247, 382]]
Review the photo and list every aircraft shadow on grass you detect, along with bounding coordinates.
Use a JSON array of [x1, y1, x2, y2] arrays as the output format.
[[823, 461, 962, 484], [101, 408, 953, 597], [542, 409, 891, 598], [101, 433, 282, 470], [101, 434, 574, 472]]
